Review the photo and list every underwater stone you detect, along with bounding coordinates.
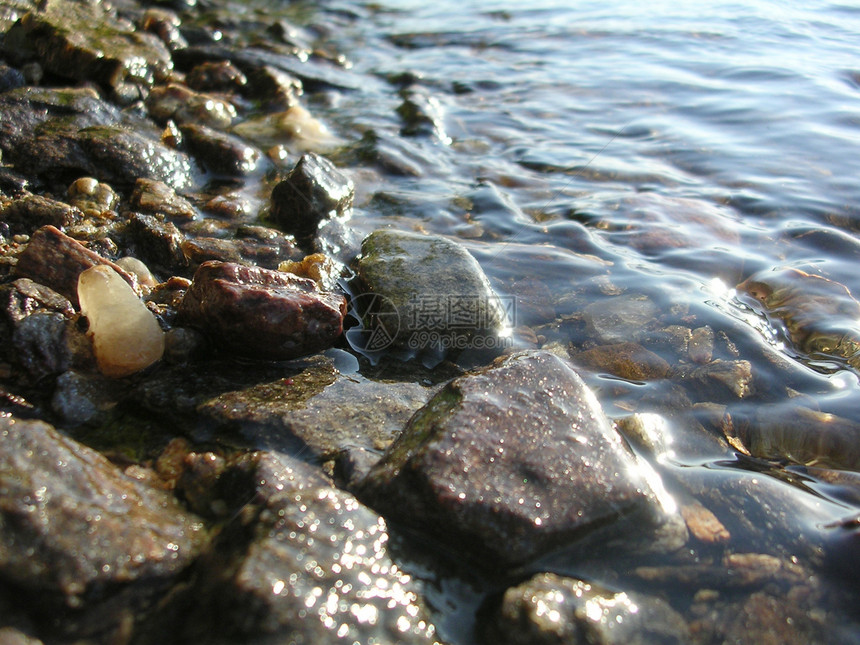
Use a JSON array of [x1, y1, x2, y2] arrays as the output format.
[[177, 261, 346, 360], [77, 265, 165, 378]]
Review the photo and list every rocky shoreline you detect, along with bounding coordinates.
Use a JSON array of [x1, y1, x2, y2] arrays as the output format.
[[0, 1, 858, 643]]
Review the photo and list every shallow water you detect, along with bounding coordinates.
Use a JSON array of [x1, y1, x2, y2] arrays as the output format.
[[226, 0, 860, 640]]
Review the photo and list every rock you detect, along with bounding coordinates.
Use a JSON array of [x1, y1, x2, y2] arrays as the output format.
[[179, 123, 261, 176], [583, 294, 659, 345], [685, 359, 753, 400], [358, 350, 677, 567], [0, 87, 194, 189], [138, 7, 187, 52], [480, 572, 690, 645], [128, 178, 197, 221], [246, 64, 302, 109], [0, 193, 83, 235], [3, 0, 172, 93], [269, 152, 354, 244], [278, 252, 343, 291], [234, 105, 342, 155], [50, 369, 119, 426], [125, 212, 188, 275], [77, 265, 165, 378], [572, 341, 672, 381], [185, 60, 247, 92], [145, 83, 236, 129], [397, 86, 447, 140], [177, 261, 346, 360], [11, 311, 82, 381], [66, 177, 119, 217], [180, 235, 300, 271], [0, 61, 25, 92], [198, 366, 433, 468], [0, 277, 73, 330], [177, 451, 438, 644], [14, 225, 138, 307], [354, 229, 508, 360], [0, 416, 205, 605], [689, 325, 715, 364]]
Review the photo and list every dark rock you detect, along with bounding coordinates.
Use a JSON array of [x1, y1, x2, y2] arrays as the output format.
[[139, 8, 187, 52], [0, 416, 205, 604], [689, 326, 715, 364], [0, 61, 24, 92], [179, 451, 438, 644], [246, 64, 302, 109], [684, 359, 753, 400], [125, 212, 188, 275], [14, 225, 137, 307], [11, 311, 75, 381], [128, 177, 197, 221], [0, 193, 83, 235], [186, 60, 247, 92], [179, 123, 261, 176], [3, 0, 171, 91], [269, 152, 354, 244], [177, 261, 346, 360], [145, 83, 236, 129], [0, 278, 73, 329], [480, 572, 690, 645], [50, 369, 118, 426], [0, 87, 195, 189], [572, 341, 672, 381], [162, 326, 207, 364], [180, 235, 300, 271], [353, 229, 508, 359], [358, 350, 678, 567], [172, 44, 361, 93], [397, 87, 447, 139]]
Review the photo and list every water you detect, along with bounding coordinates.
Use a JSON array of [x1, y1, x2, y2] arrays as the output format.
[[246, 0, 860, 639]]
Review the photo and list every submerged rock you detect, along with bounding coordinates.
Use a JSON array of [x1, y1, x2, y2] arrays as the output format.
[[358, 350, 678, 567], [354, 229, 509, 360], [77, 265, 165, 378], [0, 416, 205, 605], [179, 451, 438, 644], [177, 261, 346, 360], [480, 572, 690, 645], [269, 152, 354, 245]]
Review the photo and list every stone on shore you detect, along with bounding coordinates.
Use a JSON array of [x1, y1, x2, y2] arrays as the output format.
[[269, 152, 354, 245], [77, 265, 165, 378], [177, 261, 346, 359], [358, 350, 680, 567], [178, 451, 438, 644], [0, 416, 205, 605], [354, 229, 508, 359]]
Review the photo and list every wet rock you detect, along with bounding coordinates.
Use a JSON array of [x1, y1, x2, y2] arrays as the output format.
[[177, 261, 346, 360], [179, 451, 437, 643], [11, 311, 83, 381], [685, 359, 753, 400], [180, 234, 300, 271], [583, 295, 659, 344], [354, 229, 508, 359], [480, 572, 690, 645], [14, 225, 137, 307], [179, 123, 261, 176], [246, 64, 302, 109], [172, 44, 361, 93], [66, 177, 119, 218], [0, 278, 73, 331], [729, 404, 860, 470], [146, 83, 236, 129], [198, 366, 432, 467], [269, 152, 354, 245], [50, 369, 119, 426], [278, 252, 343, 291], [689, 325, 715, 364], [3, 0, 172, 93], [0, 416, 205, 604], [234, 105, 342, 154], [737, 266, 860, 370], [0, 87, 194, 189], [358, 350, 676, 567], [397, 86, 447, 140], [572, 341, 672, 381], [0, 193, 83, 235], [125, 212, 188, 275], [0, 61, 25, 92], [186, 60, 247, 93], [139, 7, 187, 52], [77, 265, 165, 378], [129, 177, 197, 221]]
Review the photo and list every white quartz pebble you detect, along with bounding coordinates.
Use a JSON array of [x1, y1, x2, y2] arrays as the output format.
[[77, 265, 165, 377]]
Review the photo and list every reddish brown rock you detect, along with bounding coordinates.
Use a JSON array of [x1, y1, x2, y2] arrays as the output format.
[[178, 261, 346, 359]]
